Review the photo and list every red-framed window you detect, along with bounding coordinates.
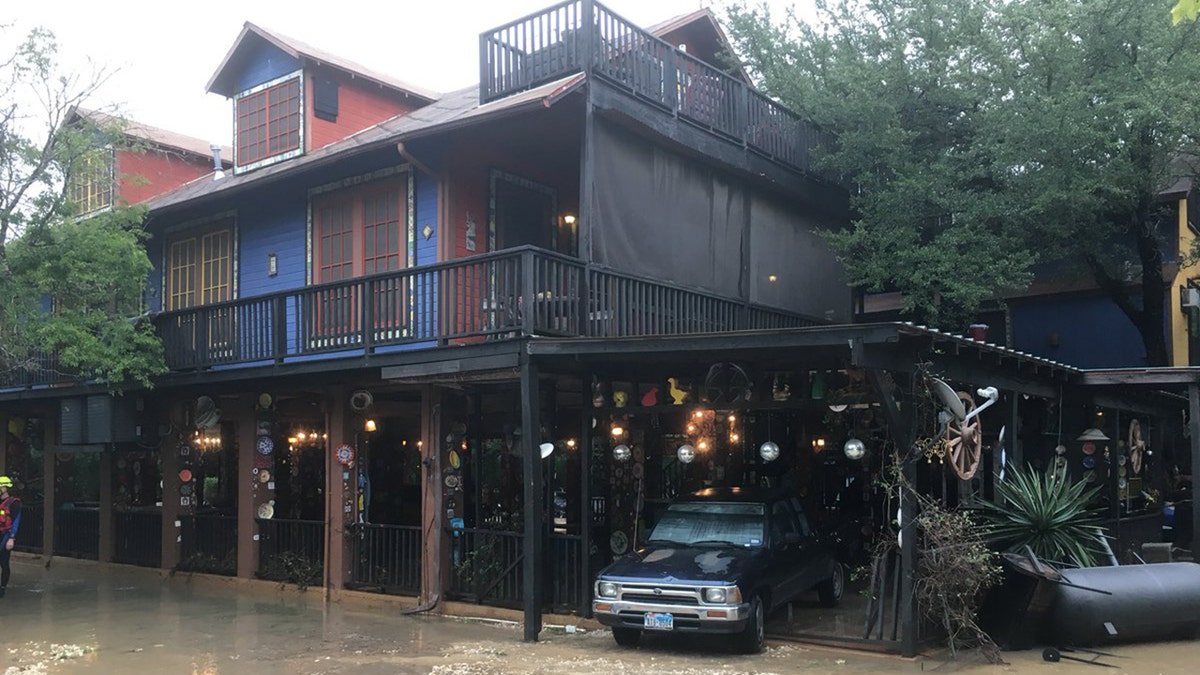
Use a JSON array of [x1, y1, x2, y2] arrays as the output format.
[[166, 223, 234, 311], [236, 77, 301, 167], [313, 178, 407, 282]]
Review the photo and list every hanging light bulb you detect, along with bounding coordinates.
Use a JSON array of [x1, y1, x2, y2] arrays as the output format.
[[364, 419, 377, 433], [566, 439, 576, 449], [677, 444, 696, 464], [698, 439, 709, 451], [759, 441, 780, 462], [727, 414, 736, 423], [611, 424, 625, 438], [687, 423, 697, 434], [730, 432, 740, 443]]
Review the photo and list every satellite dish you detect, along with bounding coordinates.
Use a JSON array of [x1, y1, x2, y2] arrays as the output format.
[[349, 390, 374, 412], [194, 396, 221, 430], [931, 378, 966, 422]]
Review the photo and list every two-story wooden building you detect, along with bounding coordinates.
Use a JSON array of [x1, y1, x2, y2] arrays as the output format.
[[2, 1, 1190, 656]]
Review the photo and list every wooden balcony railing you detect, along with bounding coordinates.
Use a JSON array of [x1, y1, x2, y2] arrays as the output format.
[[480, 0, 838, 181], [1, 247, 820, 383]]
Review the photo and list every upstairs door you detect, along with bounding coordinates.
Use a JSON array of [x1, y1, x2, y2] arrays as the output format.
[[490, 170, 557, 252]]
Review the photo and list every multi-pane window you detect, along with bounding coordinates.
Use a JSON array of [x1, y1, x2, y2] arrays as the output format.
[[66, 149, 114, 215], [166, 224, 234, 310], [313, 178, 407, 282], [236, 77, 301, 167]]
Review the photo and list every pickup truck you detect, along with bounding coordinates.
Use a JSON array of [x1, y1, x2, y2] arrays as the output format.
[[592, 487, 843, 653]]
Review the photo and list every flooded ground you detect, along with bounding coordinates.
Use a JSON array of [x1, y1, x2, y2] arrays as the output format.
[[2, 555, 1198, 674]]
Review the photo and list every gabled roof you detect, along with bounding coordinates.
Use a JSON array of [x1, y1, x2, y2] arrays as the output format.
[[70, 107, 231, 164], [646, 8, 751, 85], [206, 22, 439, 101], [146, 74, 586, 215]]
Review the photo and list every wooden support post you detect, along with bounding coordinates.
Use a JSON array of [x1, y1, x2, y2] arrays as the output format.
[[866, 369, 917, 658], [236, 396, 258, 578], [325, 386, 350, 593], [579, 370, 593, 617], [521, 353, 544, 641], [98, 449, 114, 562], [0, 411, 8, 474], [159, 404, 182, 572], [1189, 384, 1200, 551], [42, 415, 56, 559], [419, 385, 444, 605]]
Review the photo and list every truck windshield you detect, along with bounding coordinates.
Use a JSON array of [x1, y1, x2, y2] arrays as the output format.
[[648, 502, 765, 548]]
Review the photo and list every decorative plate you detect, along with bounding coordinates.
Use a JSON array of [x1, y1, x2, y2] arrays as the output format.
[[1081, 442, 1096, 456], [632, 463, 644, 479], [256, 436, 275, 456], [1084, 469, 1098, 482], [1118, 454, 1127, 466], [257, 503, 274, 519], [610, 531, 629, 555], [1119, 477, 1128, 489], [179, 469, 193, 483], [444, 474, 460, 489], [1082, 456, 1096, 470], [1118, 466, 1127, 478], [259, 469, 272, 483], [335, 444, 355, 466], [180, 484, 193, 497], [449, 450, 462, 470]]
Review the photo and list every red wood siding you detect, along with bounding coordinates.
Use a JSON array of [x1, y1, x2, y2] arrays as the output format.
[[306, 69, 420, 151], [116, 148, 213, 205]]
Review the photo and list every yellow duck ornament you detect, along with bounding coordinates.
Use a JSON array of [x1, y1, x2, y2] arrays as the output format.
[[667, 377, 689, 405]]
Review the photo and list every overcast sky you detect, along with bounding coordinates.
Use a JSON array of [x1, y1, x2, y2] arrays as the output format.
[[5, 0, 814, 148]]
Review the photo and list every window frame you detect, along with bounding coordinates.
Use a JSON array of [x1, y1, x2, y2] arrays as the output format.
[[311, 175, 411, 282], [233, 70, 305, 173], [162, 217, 238, 312], [66, 146, 115, 216]]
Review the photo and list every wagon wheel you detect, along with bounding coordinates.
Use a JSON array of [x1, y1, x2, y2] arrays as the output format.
[[1128, 419, 1146, 476], [945, 392, 982, 480], [703, 362, 752, 404]]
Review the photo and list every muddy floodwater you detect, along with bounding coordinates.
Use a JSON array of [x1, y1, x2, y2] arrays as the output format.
[[2, 556, 1199, 674]]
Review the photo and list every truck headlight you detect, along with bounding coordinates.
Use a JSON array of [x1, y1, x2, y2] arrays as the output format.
[[704, 586, 741, 604], [597, 581, 619, 598]]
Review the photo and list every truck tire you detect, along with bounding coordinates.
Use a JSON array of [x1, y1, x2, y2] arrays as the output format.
[[817, 562, 845, 607], [612, 626, 641, 648], [735, 594, 765, 654]]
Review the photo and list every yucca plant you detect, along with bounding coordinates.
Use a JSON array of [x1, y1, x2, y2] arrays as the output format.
[[976, 464, 1107, 567]]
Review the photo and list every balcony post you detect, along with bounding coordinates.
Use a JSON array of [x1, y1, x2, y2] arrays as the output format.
[[362, 279, 375, 355], [480, 32, 491, 102], [580, 0, 595, 70], [236, 394, 259, 579], [272, 296, 287, 363], [42, 412, 56, 559], [520, 353, 544, 641], [521, 249, 537, 336], [98, 449, 114, 562]]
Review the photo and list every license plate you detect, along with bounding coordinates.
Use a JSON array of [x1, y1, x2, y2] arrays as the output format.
[[643, 612, 674, 631]]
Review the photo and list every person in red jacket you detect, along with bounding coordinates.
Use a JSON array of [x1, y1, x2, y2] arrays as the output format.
[[0, 476, 21, 598]]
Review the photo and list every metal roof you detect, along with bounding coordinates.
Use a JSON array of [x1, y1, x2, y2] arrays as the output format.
[[71, 107, 231, 163]]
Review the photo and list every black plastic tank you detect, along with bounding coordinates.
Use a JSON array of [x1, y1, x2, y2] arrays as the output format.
[[1052, 562, 1200, 646]]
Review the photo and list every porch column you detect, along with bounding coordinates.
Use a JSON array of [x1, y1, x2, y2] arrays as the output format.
[[521, 354, 544, 641], [236, 395, 258, 578], [159, 404, 182, 571], [42, 413, 56, 558], [419, 385, 445, 605], [579, 371, 593, 618], [98, 449, 114, 562], [324, 386, 351, 593], [1189, 384, 1200, 550]]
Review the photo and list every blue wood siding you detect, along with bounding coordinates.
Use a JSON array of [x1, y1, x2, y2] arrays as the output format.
[[236, 41, 301, 93], [1011, 293, 1150, 368], [412, 171, 439, 337]]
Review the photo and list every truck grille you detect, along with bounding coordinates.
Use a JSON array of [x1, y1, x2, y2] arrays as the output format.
[[618, 584, 702, 605]]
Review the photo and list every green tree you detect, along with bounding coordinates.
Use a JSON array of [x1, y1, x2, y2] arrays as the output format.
[[727, 0, 1200, 365], [1, 25, 164, 387]]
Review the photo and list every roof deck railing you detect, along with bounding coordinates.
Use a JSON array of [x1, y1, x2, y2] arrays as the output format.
[[479, 0, 837, 181]]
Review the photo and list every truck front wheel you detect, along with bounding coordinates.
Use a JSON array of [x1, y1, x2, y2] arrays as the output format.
[[612, 626, 641, 648]]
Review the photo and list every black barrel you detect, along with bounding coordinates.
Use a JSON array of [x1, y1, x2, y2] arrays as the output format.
[[1052, 562, 1200, 646]]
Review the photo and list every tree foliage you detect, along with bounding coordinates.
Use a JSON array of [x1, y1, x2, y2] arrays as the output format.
[[1, 25, 164, 388], [726, 0, 1200, 364]]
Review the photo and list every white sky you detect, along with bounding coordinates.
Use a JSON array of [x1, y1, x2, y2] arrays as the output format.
[[5, 0, 813, 148]]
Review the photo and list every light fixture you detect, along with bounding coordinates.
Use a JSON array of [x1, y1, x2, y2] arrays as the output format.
[[828, 403, 848, 413], [697, 439, 709, 451], [1076, 428, 1110, 442], [566, 438, 576, 449], [767, 274, 778, 283], [364, 419, 377, 433], [267, 253, 278, 277], [686, 423, 697, 434], [811, 437, 826, 452], [759, 441, 780, 462], [677, 444, 696, 464], [727, 414, 736, 423], [1096, 410, 1105, 417], [612, 444, 631, 462], [610, 424, 625, 437], [730, 433, 740, 443], [288, 436, 298, 445], [693, 410, 704, 420], [540, 442, 555, 459], [843, 438, 866, 461]]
